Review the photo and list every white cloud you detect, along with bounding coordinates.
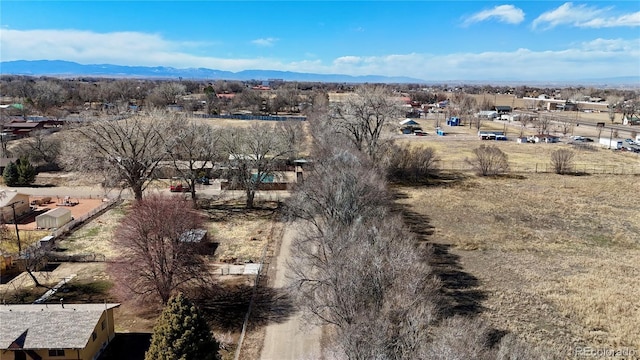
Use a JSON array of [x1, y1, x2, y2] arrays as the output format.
[[251, 37, 278, 47], [533, 2, 639, 29], [0, 29, 281, 71], [464, 5, 525, 26], [0, 28, 638, 81], [333, 56, 363, 65]]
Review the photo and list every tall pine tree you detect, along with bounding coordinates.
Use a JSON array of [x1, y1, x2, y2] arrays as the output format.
[[145, 293, 220, 360], [16, 157, 36, 186], [2, 161, 18, 186]]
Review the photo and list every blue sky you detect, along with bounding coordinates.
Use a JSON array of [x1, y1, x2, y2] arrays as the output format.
[[1, 1, 639, 81]]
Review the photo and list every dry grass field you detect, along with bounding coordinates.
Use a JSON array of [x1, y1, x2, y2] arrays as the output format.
[[396, 122, 640, 173], [395, 123, 639, 354], [53, 204, 125, 259], [394, 173, 640, 355]]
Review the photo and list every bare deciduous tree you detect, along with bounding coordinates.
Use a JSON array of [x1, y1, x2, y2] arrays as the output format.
[[287, 146, 440, 359], [329, 85, 403, 162], [108, 194, 208, 304], [221, 123, 289, 208], [147, 82, 187, 108], [519, 114, 533, 137], [12, 130, 62, 170], [558, 118, 573, 137], [467, 145, 509, 176], [534, 115, 552, 135], [286, 149, 389, 233], [278, 120, 306, 163], [65, 111, 172, 200], [551, 149, 575, 175], [31, 80, 68, 116], [607, 96, 622, 124], [165, 118, 221, 205]]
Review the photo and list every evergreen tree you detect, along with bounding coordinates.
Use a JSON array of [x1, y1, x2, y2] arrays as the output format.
[[2, 161, 19, 186], [16, 157, 36, 186], [145, 293, 220, 360]]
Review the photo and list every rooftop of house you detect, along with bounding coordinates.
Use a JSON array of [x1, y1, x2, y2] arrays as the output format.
[[0, 303, 120, 350], [0, 190, 29, 208]]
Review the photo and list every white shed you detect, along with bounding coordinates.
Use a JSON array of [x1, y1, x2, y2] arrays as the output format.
[[36, 208, 72, 229]]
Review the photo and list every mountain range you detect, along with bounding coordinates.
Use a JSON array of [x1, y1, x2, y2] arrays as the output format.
[[0, 60, 425, 84], [1, 60, 638, 87]]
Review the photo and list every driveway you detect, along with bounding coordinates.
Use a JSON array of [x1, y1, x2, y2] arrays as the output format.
[[260, 223, 322, 360]]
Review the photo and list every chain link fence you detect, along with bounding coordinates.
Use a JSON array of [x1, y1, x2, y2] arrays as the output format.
[[437, 161, 640, 175]]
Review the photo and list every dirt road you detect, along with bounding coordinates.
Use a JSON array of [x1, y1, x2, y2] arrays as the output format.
[[260, 224, 322, 360]]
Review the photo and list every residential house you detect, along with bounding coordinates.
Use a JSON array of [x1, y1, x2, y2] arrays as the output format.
[[531, 134, 559, 143], [622, 116, 640, 126], [494, 106, 512, 114], [477, 111, 498, 119], [0, 190, 31, 223], [0, 303, 120, 360], [398, 119, 422, 134], [3, 120, 63, 138]]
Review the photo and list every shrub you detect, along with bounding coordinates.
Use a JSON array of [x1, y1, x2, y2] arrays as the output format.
[[386, 144, 439, 183], [551, 149, 575, 174], [467, 145, 509, 176]]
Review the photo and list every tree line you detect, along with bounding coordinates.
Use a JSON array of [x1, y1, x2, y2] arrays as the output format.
[[282, 85, 549, 358]]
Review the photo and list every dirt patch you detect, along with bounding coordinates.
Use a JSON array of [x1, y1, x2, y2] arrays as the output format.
[[203, 199, 281, 264], [18, 196, 106, 231]]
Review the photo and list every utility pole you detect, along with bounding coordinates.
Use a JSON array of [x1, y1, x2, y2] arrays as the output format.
[[7, 200, 23, 253], [609, 127, 614, 150]]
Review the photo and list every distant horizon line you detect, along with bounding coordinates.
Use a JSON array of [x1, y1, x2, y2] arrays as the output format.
[[1, 59, 639, 87]]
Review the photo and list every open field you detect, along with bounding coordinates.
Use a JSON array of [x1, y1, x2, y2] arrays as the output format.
[[394, 173, 640, 354], [396, 122, 640, 173]]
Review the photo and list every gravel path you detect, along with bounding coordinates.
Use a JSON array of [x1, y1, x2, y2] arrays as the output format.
[[260, 224, 322, 360]]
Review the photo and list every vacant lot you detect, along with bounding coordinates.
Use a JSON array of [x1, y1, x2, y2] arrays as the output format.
[[396, 121, 640, 173], [394, 173, 640, 354]]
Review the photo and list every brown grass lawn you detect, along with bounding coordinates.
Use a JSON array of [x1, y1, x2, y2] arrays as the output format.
[[394, 173, 640, 354]]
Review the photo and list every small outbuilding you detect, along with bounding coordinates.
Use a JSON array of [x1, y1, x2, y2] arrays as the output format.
[[36, 207, 72, 229]]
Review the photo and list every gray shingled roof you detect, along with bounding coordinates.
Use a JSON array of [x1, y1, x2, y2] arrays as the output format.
[[0, 304, 120, 350]]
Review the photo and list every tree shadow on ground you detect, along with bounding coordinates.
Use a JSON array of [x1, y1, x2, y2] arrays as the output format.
[[389, 171, 469, 188], [391, 189, 486, 318], [195, 283, 295, 332], [430, 243, 487, 317], [200, 200, 281, 223], [98, 333, 151, 360]]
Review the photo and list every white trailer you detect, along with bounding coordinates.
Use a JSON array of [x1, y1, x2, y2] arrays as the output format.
[[599, 138, 623, 149]]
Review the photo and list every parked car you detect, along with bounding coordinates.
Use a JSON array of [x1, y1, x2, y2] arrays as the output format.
[[170, 183, 190, 192], [624, 139, 636, 145], [196, 176, 210, 185]]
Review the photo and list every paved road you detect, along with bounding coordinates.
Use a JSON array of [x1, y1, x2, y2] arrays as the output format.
[[3, 183, 291, 203], [260, 224, 322, 360]]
